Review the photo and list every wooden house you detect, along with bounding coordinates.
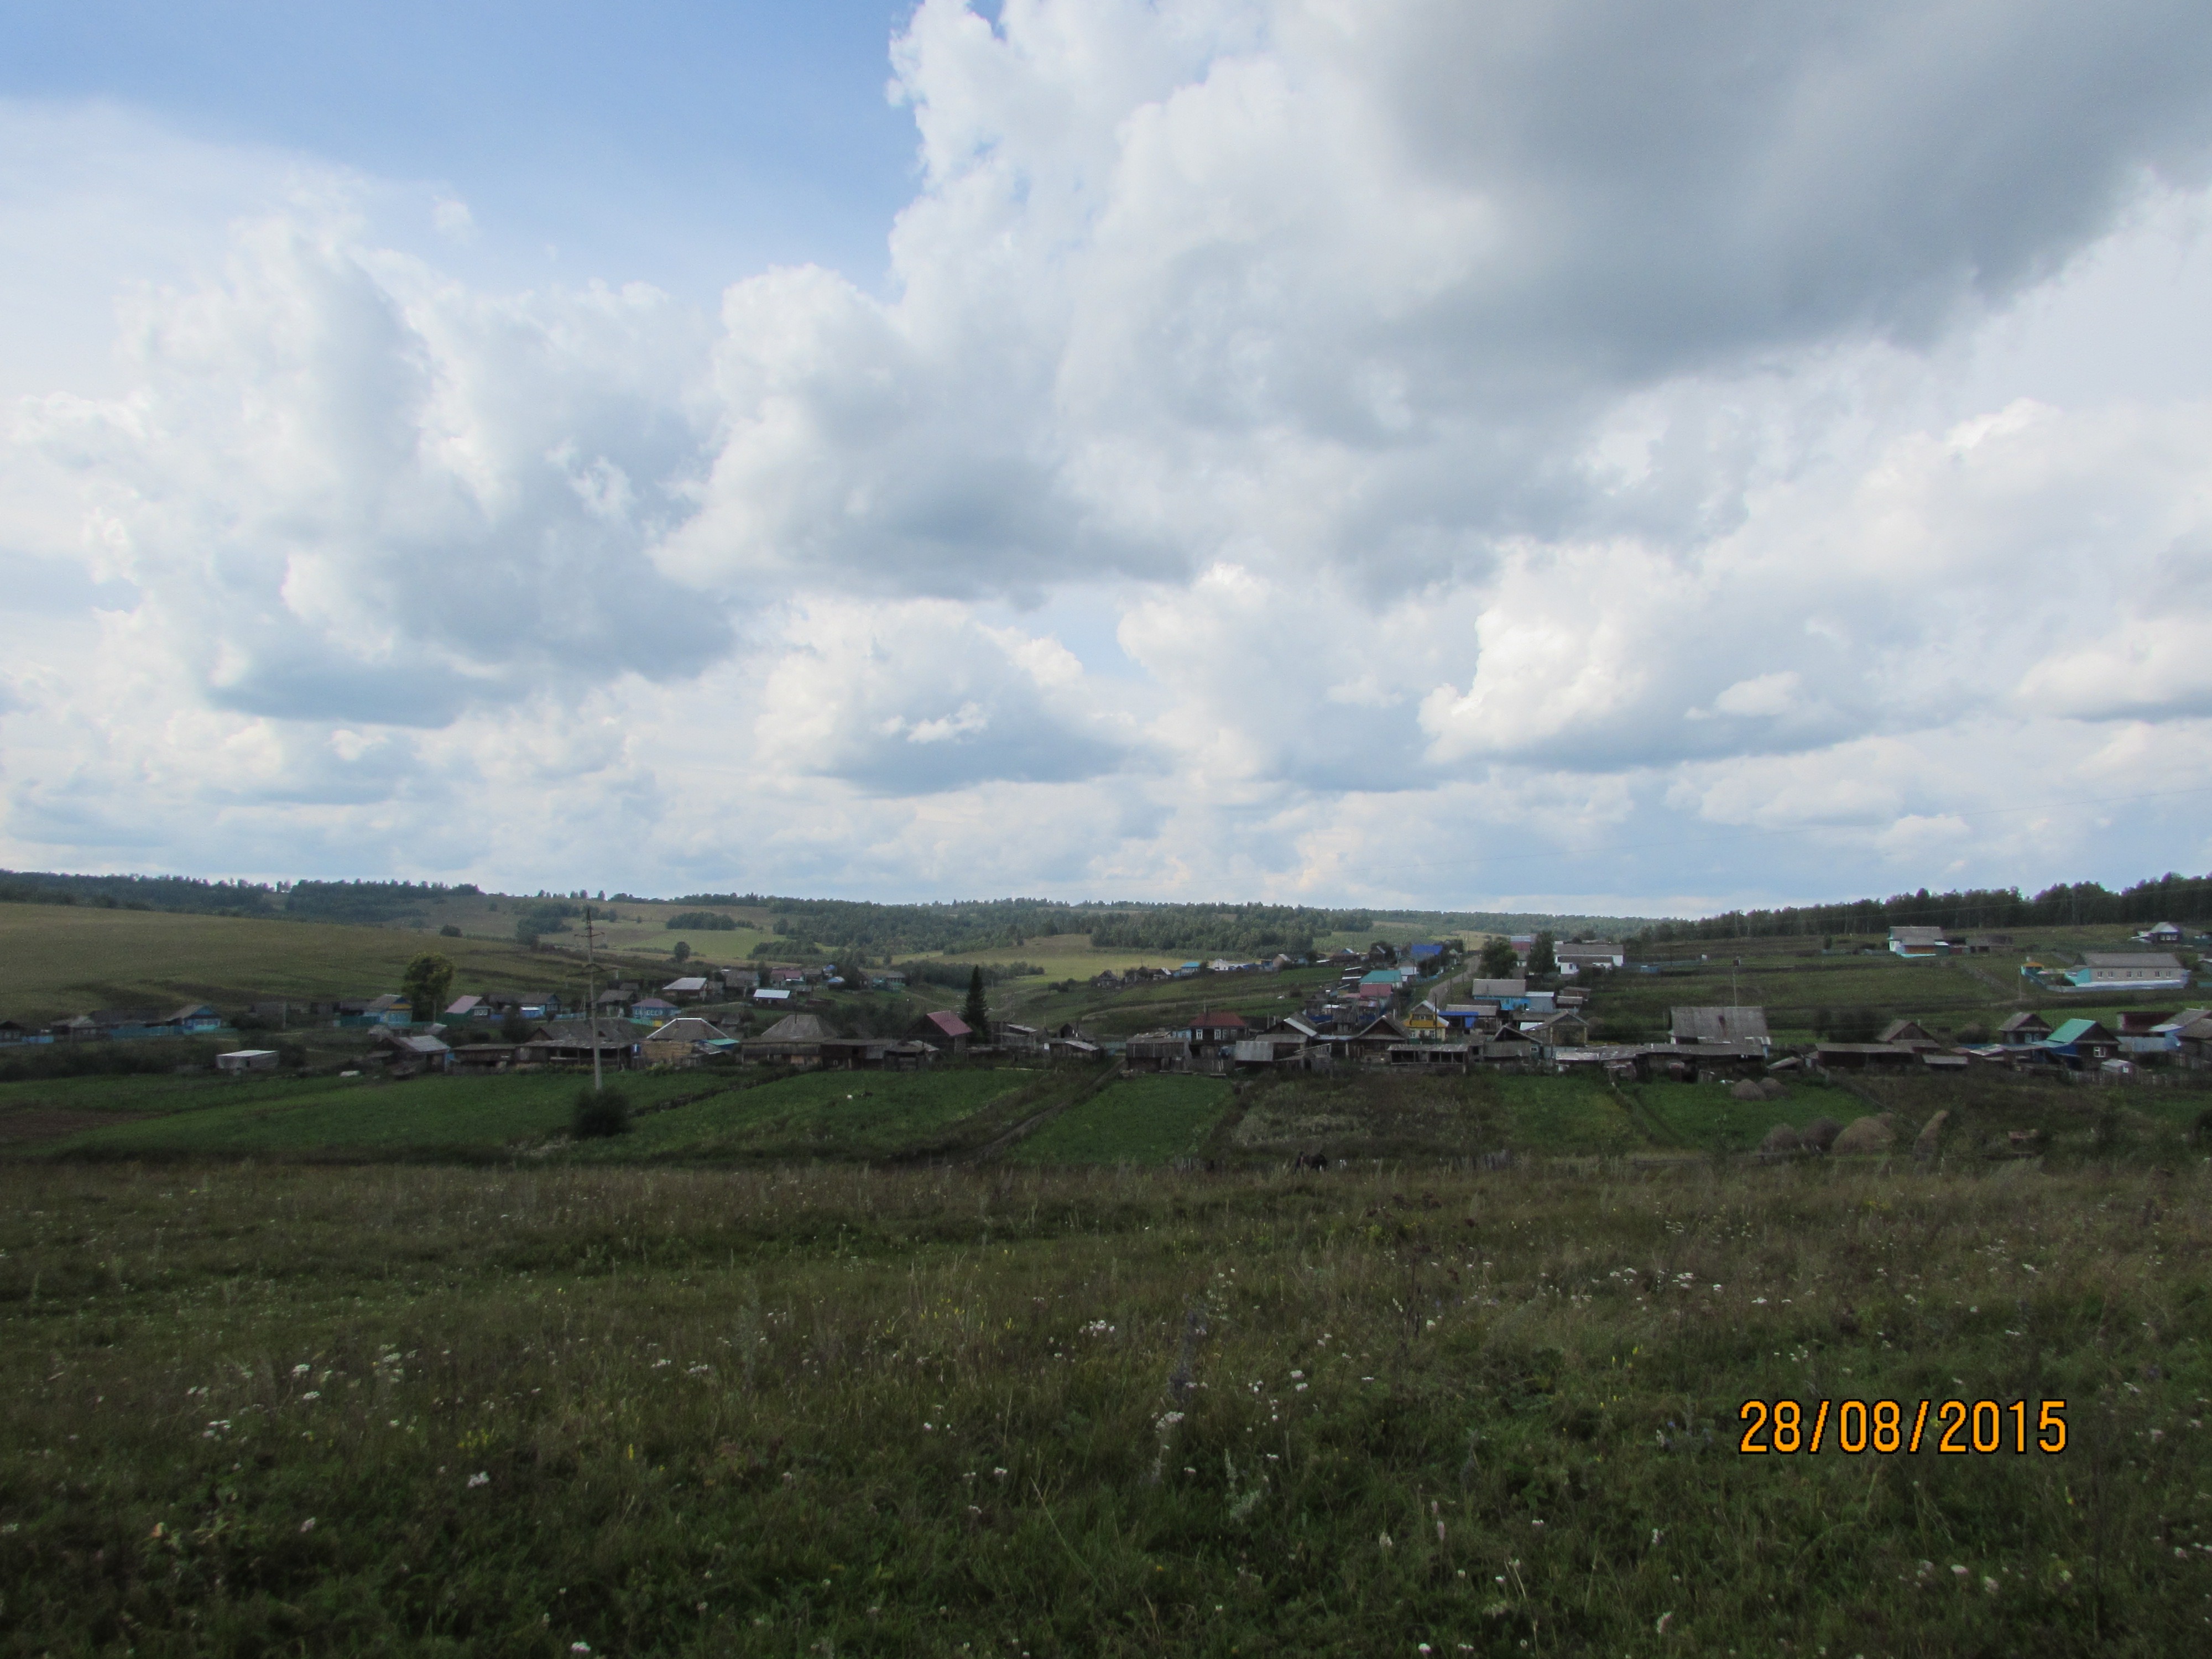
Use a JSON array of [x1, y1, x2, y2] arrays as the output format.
[[751, 1013, 836, 1065], [2043, 1019, 2120, 1066], [910, 1010, 972, 1054]]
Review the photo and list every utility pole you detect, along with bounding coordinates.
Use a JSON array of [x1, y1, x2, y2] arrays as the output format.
[[584, 905, 602, 1095]]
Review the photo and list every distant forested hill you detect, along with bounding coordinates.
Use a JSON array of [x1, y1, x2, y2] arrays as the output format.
[[1635, 871, 2212, 943], [676, 894, 1653, 957], [0, 870, 279, 916], [0, 872, 481, 925]]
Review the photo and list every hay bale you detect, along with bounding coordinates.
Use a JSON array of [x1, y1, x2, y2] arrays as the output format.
[[1830, 1115, 1896, 1155], [1801, 1115, 1843, 1151], [1760, 1123, 1804, 1155], [1730, 1079, 1767, 1102], [1759, 1078, 1788, 1100], [1913, 1109, 1950, 1159]]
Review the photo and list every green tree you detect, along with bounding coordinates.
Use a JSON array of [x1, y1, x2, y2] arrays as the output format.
[[499, 1006, 531, 1044], [1527, 931, 1557, 978], [672, 939, 692, 964], [571, 1084, 631, 1139], [962, 965, 989, 1034], [400, 952, 455, 1022], [1477, 936, 1520, 979]]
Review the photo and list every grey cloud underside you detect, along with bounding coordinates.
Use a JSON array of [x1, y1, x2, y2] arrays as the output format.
[[821, 720, 1133, 795], [1379, 0, 2212, 385]]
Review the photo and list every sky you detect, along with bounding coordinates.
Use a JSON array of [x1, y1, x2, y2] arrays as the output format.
[[4, 0, 2212, 917]]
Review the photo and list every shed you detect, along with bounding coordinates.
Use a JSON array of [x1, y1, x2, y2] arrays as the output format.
[[1877, 1019, 1942, 1048], [642, 1016, 734, 1066], [367, 1030, 453, 1074], [216, 1048, 280, 1073], [1671, 1006, 1770, 1048], [524, 1018, 644, 1067], [1124, 1030, 1193, 1071], [1887, 927, 1949, 958], [1814, 1042, 1919, 1072]]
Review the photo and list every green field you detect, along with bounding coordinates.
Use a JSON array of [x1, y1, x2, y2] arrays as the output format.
[[19, 1070, 727, 1160], [569, 1069, 1036, 1164], [9, 1058, 2208, 1175], [3, 1157, 2207, 1655], [0, 905, 600, 1026], [1006, 1074, 1232, 1165], [1584, 927, 2206, 1044]]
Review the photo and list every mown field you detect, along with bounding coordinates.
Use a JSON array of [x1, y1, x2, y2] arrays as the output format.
[[3, 1156, 2208, 1656]]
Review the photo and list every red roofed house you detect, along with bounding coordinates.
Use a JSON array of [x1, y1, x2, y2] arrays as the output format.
[[1188, 1011, 1248, 1047], [911, 1009, 973, 1054]]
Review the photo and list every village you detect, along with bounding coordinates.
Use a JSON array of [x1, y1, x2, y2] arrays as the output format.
[[9, 920, 2206, 1086]]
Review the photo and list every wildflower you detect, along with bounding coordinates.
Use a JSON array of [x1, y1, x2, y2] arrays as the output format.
[[300, 1517, 317, 1533], [292, 1363, 311, 1376], [1289, 1370, 1304, 1380], [302, 1391, 320, 1400], [1157, 1412, 1185, 1429], [572, 1645, 591, 1654], [1655, 1611, 1673, 1635], [1379, 1532, 1393, 1549], [1951, 1564, 1968, 1577], [467, 1473, 489, 1489], [993, 1467, 1008, 1477], [1983, 1576, 1999, 1594]]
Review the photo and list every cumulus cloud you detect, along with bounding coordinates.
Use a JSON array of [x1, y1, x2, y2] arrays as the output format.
[[6, 2, 2212, 905]]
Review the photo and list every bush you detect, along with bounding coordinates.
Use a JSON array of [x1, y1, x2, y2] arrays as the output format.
[[571, 1086, 632, 1139], [439, 924, 462, 938]]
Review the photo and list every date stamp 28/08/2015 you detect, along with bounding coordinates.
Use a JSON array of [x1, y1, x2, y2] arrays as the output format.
[[1737, 1398, 2068, 1456]]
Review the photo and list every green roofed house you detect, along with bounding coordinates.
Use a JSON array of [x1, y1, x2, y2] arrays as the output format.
[[2042, 1019, 2120, 1066]]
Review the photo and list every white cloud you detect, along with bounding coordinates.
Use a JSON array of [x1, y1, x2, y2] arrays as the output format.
[[6, 2, 2212, 907]]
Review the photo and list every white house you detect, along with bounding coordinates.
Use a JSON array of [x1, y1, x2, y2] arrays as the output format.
[[2065, 952, 2192, 991]]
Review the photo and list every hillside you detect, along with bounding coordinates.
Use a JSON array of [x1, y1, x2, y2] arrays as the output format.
[[0, 906, 591, 1026]]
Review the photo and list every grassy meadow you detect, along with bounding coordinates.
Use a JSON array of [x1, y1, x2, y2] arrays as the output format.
[[3, 1157, 2209, 1656]]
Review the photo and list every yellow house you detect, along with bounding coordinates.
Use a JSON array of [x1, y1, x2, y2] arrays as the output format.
[[1403, 1007, 1448, 1041]]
